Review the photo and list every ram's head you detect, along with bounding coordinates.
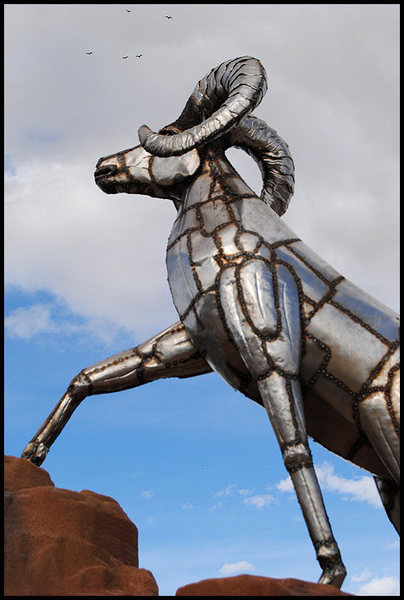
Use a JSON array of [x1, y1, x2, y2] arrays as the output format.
[[94, 144, 201, 203], [94, 56, 295, 215]]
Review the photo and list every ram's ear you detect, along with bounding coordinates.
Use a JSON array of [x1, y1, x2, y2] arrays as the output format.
[[150, 149, 201, 186]]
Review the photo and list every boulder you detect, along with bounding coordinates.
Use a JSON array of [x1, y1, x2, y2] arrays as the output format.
[[4, 455, 158, 596], [175, 574, 354, 596], [4, 455, 355, 596]]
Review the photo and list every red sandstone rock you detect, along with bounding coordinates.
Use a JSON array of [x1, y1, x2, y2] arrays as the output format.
[[4, 455, 158, 596], [175, 574, 354, 596], [5, 455, 356, 596]]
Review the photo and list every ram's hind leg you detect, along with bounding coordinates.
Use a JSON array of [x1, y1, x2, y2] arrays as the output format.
[[359, 360, 400, 486], [356, 351, 400, 536], [374, 475, 400, 533], [21, 321, 212, 465]]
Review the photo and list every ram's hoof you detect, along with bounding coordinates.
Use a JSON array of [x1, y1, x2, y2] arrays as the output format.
[[21, 441, 49, 466], [318, 563, 347, 588]]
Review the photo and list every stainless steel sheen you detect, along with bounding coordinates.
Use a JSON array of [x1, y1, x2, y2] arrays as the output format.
[[21, 56, 399, 590]]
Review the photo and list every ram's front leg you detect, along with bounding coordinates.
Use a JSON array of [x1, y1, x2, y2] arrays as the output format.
[[21, 321, 212, 466], [258, 373, 346, 587], [219, 260, 346, 587]]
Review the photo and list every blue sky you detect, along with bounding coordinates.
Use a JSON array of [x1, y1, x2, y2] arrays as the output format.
[[5, 4, 399, 596]]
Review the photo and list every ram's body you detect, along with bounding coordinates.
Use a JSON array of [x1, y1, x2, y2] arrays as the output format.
[[164, 148, 399, 482], [22, 56, 399, 589]]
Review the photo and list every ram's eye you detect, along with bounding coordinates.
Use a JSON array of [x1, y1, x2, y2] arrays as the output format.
[[173, 173, 185, 184]]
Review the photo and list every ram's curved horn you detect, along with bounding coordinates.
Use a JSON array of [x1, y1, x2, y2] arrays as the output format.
[[225, 115, 295, 216], [138, 56, 268, 157]]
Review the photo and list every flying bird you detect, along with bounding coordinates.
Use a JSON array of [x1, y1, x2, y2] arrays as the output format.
[[165, 15, 173, 19], [126, 9, 131, 12], [85, 52, 93, 55], [136, 54, 143, 58], [122, 56, 129, 59]]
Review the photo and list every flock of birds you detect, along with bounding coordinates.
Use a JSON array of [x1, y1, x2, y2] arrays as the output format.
[[85, 11, 173, 60]]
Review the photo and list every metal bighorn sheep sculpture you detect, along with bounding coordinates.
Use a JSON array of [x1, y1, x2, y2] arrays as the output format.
[[22, 56, 399, 588]]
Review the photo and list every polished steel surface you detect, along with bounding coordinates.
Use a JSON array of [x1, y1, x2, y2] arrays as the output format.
[[22, 56, 399, 589]]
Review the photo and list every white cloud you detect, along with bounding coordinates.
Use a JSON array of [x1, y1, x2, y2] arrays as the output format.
[[140, 490, 154, 499], [4, 300, 132, 347], [4, 160, 178, 342], [276, 476, 294, 493], [209, 501, 223, 512], [210, 484, 274, 511], [384, 540, 400, 551], [350, 569, 374, 583], [181, 503, 194, 510], [210, 484, 235, 511], [214, 484, 237, 497], [276, 462, 382, 507], [5, 304, 59, 339], [242, 494, 274, 509], [315, 463, 382, 507], [219, 561, 256, 576], [355, 576, 400, 596]]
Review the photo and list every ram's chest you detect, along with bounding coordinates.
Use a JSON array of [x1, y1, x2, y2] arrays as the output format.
[[166, 171, 294, 322], [166, 192, 270, 392], [166, 195, 235, 318]]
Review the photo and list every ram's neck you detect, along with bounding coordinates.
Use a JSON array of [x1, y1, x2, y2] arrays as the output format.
[[179, 148, 258, 214]]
